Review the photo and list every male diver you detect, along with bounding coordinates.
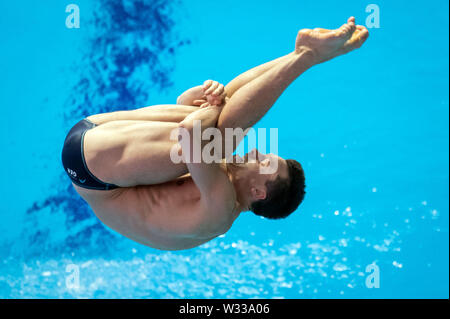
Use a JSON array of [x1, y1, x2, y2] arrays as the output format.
[[62, 17, 369, 250]]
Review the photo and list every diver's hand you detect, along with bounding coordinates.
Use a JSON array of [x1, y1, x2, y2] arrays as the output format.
[[202, 80, 227, 106]]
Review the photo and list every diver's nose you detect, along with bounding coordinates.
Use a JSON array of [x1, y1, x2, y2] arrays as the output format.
[[255, 149, 266, 160], [246, 148, 257, 162]]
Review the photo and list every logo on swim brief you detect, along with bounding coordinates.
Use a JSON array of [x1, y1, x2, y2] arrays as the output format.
[[79, 179, 86, 184], [67, 168, 77, 178]]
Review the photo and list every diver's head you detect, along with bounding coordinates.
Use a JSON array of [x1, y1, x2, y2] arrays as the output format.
[[228, 148, 306, 219]]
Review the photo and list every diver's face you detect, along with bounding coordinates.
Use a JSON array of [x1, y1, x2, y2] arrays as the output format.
[[229, 149, 289, 202]]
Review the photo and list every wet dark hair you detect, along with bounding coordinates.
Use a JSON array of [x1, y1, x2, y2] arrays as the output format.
[[249, 159, 306, 219]]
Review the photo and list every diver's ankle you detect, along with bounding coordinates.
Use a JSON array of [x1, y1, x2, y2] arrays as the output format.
[[292, 47, 317, 68]]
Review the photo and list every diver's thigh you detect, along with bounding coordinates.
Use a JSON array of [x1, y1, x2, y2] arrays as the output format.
[[87, 104, 198, 125], [84, 120, 187, 187]]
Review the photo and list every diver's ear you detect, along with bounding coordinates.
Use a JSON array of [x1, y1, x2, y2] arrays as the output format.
[[250, 186, 266, 200]]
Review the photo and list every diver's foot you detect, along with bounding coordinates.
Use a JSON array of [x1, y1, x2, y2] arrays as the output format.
[[295, 17, 369, 64]]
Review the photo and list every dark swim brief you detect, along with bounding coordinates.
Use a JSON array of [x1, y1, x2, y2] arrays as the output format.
[[61, 119, 119, 190]]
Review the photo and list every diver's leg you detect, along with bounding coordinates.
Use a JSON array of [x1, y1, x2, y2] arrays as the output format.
[[83, 120, 188, 187], [83, 52, 303, 187], [84, 29, 335, 128], [224, 53, 295, 98], [84, 53, 301, 127], [217, 18, 368, 156], [218, 52, 312, 132], [82, 53, 307, 187], [86, 104, 199, 125], [216, 50, 313, 156]]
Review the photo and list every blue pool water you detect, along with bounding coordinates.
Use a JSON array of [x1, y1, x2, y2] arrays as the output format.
[[0, 0, 448, 298]]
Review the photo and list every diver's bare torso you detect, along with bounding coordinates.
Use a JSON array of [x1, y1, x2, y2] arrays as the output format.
[[73, 110, 238, 251]]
